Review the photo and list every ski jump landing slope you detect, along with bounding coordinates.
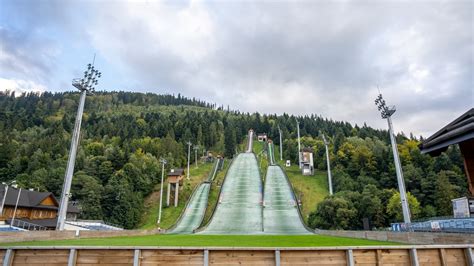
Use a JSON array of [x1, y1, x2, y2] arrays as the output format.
[[199, 153, 263, 234], [264, 143, 312, 234]]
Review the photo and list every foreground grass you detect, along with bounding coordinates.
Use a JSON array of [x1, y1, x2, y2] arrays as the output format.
[[2, 234, 400, 247], [139, 162, 213, 230]]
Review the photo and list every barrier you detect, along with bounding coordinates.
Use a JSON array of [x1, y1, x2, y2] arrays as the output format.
[[1, 245, 473, 265]]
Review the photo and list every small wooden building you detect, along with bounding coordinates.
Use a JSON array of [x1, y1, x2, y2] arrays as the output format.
[[0, 185, 80, 229], [419, 108, 474, 195], [300, 147, 314, 176], [257, 133, 267, 142], [166, 168, 185, 207]]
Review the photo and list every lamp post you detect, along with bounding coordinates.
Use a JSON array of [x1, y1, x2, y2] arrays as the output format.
[[186, 141, 192, 180], [296, 119, 301, 169], [375, 93, 411, 224], [322, 134, 333, 195], [0, 181, 16, 216], [57, 63, 101, 231], [194, 145, 199, 168], [278, 125, 283, 161], [11, 187, 22, 227], [157, 158, 167, 224]]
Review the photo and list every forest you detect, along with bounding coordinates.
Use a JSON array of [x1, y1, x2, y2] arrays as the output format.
[[0, 91, 468, 229]]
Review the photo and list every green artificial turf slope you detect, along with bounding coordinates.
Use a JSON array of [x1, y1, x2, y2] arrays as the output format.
[[2, 234, 401, 247]]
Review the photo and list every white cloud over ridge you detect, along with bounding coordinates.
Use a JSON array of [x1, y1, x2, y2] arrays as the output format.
[[0, 0, 472, 136]]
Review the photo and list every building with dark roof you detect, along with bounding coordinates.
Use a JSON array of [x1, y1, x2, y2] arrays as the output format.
[[0, 185, 80, 229], [419, 108, 474, 195]]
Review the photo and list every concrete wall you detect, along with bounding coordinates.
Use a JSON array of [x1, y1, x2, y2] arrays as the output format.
[[317, 230, 474, 244], [0, 229, 162, 244]]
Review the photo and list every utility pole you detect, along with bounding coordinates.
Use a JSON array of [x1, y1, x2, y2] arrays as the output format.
[[278, 125, 283, 161], [186, 141, 192, 180], [322, 134, 333, 195], [296, 119, 301, 169], [0, 181, 14, 216], [375, 93, 411, 224], [11, 188, 22, 227], [57, 62, 101, 231], [157, 158, 167, 224], [194, 145, 199, 168]]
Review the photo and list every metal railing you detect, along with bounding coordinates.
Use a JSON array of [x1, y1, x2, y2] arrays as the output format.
[[10, 219, 48, 231], [392, 217, 474, 233]]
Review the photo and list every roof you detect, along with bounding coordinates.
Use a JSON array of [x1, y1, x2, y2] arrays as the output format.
[[167, 168, 184, 176], [302, 147, 314, 152], [419, 108, 474, 155], [0, 185, 79, 213]]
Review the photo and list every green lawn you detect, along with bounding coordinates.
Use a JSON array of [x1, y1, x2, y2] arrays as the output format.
[[1, 234, 400, 247], [138, 162, 213, 230]]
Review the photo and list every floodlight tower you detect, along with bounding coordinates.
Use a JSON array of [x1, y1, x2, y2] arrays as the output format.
[[278, 125, 283, 161], [375, 94, 411, 224], [322, 134, 333, 195], [57, 63, 101, 231], [157, 158, 167, 224], [186, 141, 192, 179], [296, 119, 301, 168]]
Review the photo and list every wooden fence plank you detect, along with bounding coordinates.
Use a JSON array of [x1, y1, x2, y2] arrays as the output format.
[[445, 248, 467, 266]]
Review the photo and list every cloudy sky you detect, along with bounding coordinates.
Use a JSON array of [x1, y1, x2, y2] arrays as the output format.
[[0, 0, 472, 137]]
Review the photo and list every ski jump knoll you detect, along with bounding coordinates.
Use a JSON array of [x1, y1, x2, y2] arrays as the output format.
[[171, 129, 311, 234]]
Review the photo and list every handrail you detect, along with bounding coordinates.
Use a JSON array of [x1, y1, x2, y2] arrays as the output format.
[[276, 164, 315, 233], [194, 157, 235, 233], [10, 219, 48, 231]]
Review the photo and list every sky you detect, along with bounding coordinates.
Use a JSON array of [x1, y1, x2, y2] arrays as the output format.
[[0, 0, 472, 137]]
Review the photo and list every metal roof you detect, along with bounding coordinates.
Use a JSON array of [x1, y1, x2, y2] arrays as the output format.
[[419, 108, 474, 155]]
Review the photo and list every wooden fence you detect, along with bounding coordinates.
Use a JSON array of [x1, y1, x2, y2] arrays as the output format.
[[1, 245, 473, 265]]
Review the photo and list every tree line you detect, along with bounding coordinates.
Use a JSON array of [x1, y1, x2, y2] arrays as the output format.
[[0, 91, 467, 229]]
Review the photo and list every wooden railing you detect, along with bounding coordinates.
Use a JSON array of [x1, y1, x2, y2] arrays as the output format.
[[1, 245, 473, 265]]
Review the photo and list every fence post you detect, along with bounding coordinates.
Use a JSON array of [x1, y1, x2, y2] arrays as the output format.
[[410, 249, 419, 266], [203, 249, 209, 266], [68, 249, 77, 266], [275, 250, 281, 266], [465, 247, 473, 266], [346, 249, 354, 266], [3, 249, 14, 266], [133, 249, 140, 266]]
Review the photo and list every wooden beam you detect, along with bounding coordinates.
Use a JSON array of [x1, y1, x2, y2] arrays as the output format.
[[346, 249, 354, 266], [2, 249, 13, 266], [204, 249, 209, 266], [68, 248, 77, 266], [275, 250, 281, 266], [376, 249, 383, 266], [410, 249, 419, 266], [133, 249, 140, 266], [438, 248, 447, 266], [460, 139, 474, 196]]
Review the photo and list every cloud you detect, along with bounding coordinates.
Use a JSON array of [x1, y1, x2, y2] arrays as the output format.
[[0, 0, 472, 136], [0, 77, 47, 95]]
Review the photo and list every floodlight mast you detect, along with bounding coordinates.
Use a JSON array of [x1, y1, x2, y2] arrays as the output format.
[[157, 158, 167, 224], [375, 93, 411, 225], [296, 119, 301, 169], [56, 63, 101, 231], [322, 134, 333, 195], [278, 125, 283, 161]]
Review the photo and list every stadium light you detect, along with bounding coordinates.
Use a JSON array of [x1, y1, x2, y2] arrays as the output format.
[[157, 158, 167, 224], [186, 141, 192, 179], [56, 62, 101, 231], [321, 133, 333, 195], [375, 93, 411, 224]]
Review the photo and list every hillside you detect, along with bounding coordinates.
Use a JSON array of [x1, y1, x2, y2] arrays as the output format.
[[0, 91, 468, 229]]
